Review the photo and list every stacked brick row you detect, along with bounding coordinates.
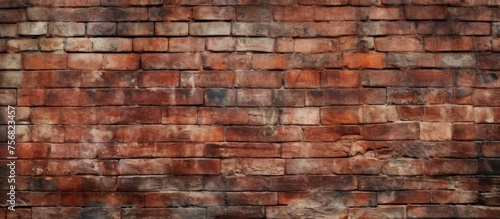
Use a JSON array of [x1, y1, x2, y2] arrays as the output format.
[[0, 0, 499, 218]]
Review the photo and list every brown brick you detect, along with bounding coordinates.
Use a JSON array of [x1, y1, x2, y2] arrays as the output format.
[[133, 38, 168, 52], [321, 106, 359, 125], [408, 206, 455, 218], [172, 159, 220, 175], [190, 22, 231, 36], [315, 6, 361, 20], [305, 89, 360, 106], [321, 70, 360, 88], [359, 21, 416, 35], [425, 159, 478, 175], [149, 7, 192, 21], [364, 122, 419, 140], [237, 6, 273, 21], [162, 107, 197, 124], [378, 191, 430, 204], [284, 70, 320, 88], [87, 22, 116, 36]]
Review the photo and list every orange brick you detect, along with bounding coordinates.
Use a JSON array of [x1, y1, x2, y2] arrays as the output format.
[[343, 52, 386, 69], [23, 53, 67, 70], [253, 54, 285, 70], [68, 54, 103, 70], [133, 38, 168, 52], [284, 70, 320, 88], [424, 36, 472, 51]]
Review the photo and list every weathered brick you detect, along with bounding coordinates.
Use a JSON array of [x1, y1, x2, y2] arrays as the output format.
[[236, 37, 275, 52], [226, 126, 302, 142], [65, 38, 92, 52], [237, 6, 273, 21], [205, 88, 237, 106], [408, 205, 456, 218], [378, 191, 431, 204], [117, 22, 154, 36], [40, 38, 64, 51], [253, 54, 286, 70], [405, 6, 448, 20], [235, 71, 282, 88], [180, 71, 234, 88], [193, 6, 235, 20], [168, 37, 205, 52], [87, 22, 117, 36], [343, 52, 386, 69], [18, 22, 47, 35], [280, 108, 320, 125], [364, 122, 419, 140], [48, 22, 85, 37], [359, 21, 416, 35], [375, 36, 423, 52], [417, 21, 491, 35], [91, 38, 132, 52], [133, 38, 169, 52], [232, 22, 269, 36], [304, 126, 361, 141], [138, 71, 179, 87], [162, 107, 197, 124], [68, 54, 103, 70], [6, 39, 37, 53], [0, 24, 18, 37], [190, 22, 231, 35], [0, 54, 21, 70], [315, 6, 362, 20], [149, 7, 192, 21], [202, 53, 252, 70], [23, 54, 67, 70], [142, 53, 202, 70], [103, 54, 139, 70], [206, 37, 236, 51], [305, 89, 360, 106]]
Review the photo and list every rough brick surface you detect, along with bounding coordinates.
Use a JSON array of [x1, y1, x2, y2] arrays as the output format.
[[1, 1, 499, 218]]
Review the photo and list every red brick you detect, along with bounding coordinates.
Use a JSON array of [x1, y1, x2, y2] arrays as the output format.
[[408, 205, 456, 218], [204, 143, 281, 158], [425, 159, 478, 175], [193, 6, 235, 20], [206, 37, 235, 51], [237, 89, 272, 106], [138, 71, 179, 88], [181, 71, 234, 88], [133, 38, 168, 52], [52, 0, 100, 6], [375, 36, 423, 52], [202, 53, 252, 70], [60, 107, 98, 124], [235, 71, 282, 88], [149, 7, 192, 21], [98, 107, 161, 124], [305, 89, 360, 106], [284, 70, 320, 88], [282, 142, 350, 158], [68, 54, 103, 70], [190, 22, 231, 35], [274, 6, 314, 21], [226, 126, 302, 142], [293, 38, 339, 53], [321, 70, 360, 88], [198, 107, 249, 125], [321, 106, 359, 125], [17, 89, 44, 106], [115, 125, 224, 142], [142, 53, 202, 70], [0, 9, 26, 22], [304, 126, 361, 141], [378, 190, 431, 204], [172, 159, 220, 175], [280, 108, 320, 125], [125, 88, 203, 105], [117, 22, 154, 36], [315, 7, 361, 20], [162, 107, 197, 124], [343, 52, 386, 69], [23, 54, 67, 70], [145, 192, 224, 207], [253, 54, 286, 70], [405, 6, 447, 20], [168, 37, 205, 52], [100, 0, 164, 6]]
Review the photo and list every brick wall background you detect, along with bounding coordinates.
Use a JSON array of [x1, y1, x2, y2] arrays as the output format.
[[0, 0, 500, 218]]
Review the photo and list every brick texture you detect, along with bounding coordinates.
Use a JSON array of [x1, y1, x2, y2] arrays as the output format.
[[1, 1, 499, 218]]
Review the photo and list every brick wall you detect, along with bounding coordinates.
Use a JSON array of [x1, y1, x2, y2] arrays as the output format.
[[0, 0, 499, 218]]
